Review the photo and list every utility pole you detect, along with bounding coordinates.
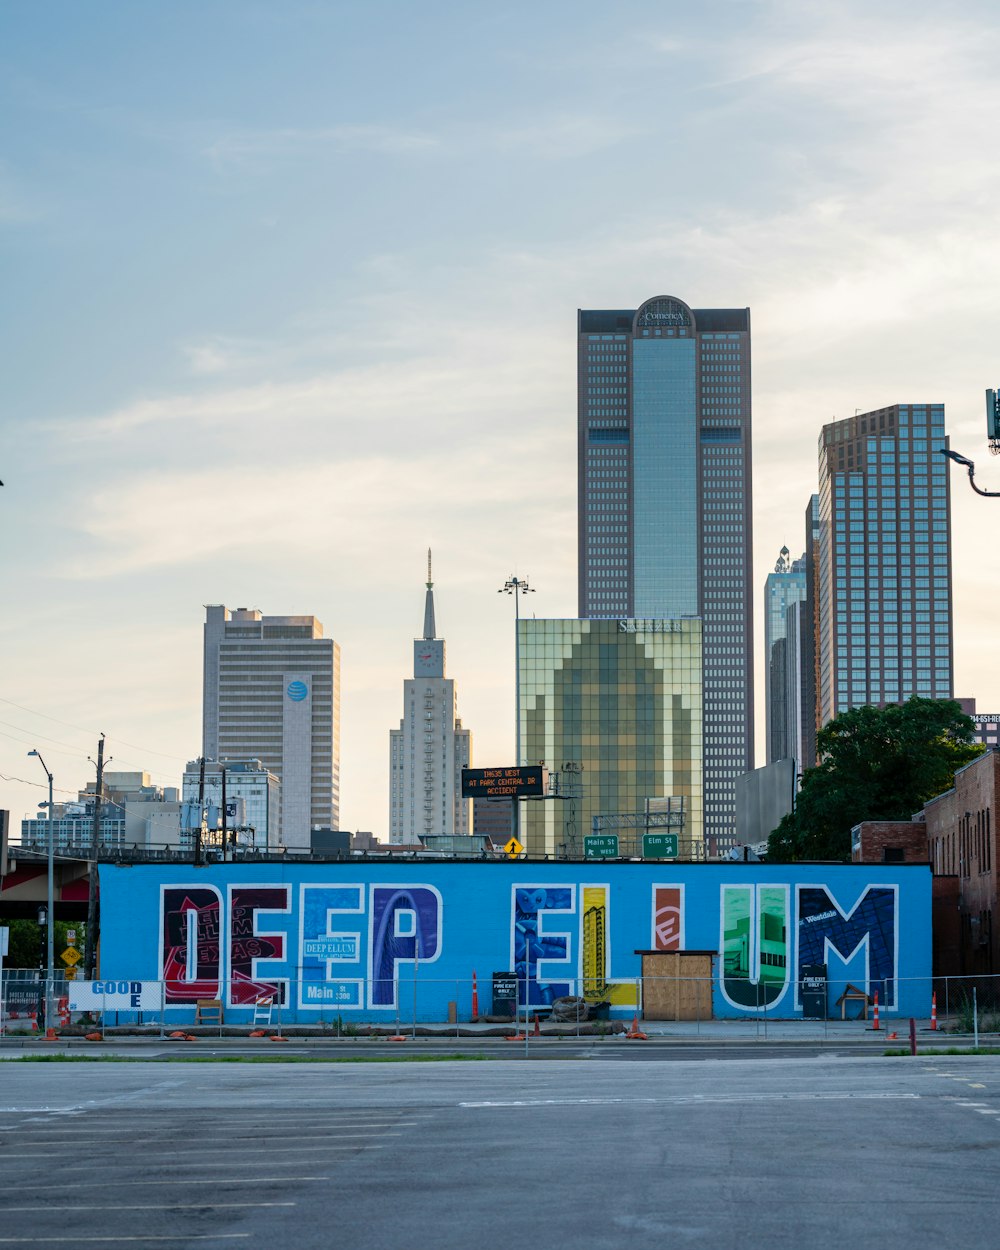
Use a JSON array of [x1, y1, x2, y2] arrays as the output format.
[[194, 756, 206, 867], [220, 765, 228, 862], [85, 735, 106, 980]]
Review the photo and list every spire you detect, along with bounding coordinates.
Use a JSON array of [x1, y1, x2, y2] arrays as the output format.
[[423, 547, 436, 640]]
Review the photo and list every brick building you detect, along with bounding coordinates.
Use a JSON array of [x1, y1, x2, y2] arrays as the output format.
[[853, 749, 999, 975]]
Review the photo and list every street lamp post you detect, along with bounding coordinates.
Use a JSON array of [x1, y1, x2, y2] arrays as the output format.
[[939, 448, 1000, 497], [498, 575, 535, 843], [27, 750, 55, 1031]]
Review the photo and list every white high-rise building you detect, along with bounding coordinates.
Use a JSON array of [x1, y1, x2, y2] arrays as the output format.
[[389, 555, 472, 844], [202, 606, 340, 849]]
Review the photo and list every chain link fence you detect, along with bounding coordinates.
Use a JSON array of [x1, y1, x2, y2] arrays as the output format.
[[5, 970, 1000, 1039]]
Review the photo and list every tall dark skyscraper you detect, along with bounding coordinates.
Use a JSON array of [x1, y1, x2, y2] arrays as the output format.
[[816, 404, 953, 724], [577, 295, 753, 851]]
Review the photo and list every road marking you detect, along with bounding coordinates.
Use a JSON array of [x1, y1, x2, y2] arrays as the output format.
[[969, 1083, 987, 1088], [65, 1152, 385, 1175], [6, 1119, 423, 1134], [1, 1203, 296, 1213], [57, 1136, 400, 1169], [9, 1127, 419, 1148], [976, 1109, 1000, 1115], [9, 1176, 333, 1191], [0, 1239, 250, 1244], [460, 1092, 920, 1108]]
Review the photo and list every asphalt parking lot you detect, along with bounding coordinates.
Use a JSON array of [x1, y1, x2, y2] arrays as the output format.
[[3, 1054, 1000, 1248]]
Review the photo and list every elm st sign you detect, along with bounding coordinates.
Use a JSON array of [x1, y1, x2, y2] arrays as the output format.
[[461, 766, 548, 800]]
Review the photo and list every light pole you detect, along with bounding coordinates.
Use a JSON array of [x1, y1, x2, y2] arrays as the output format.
[[27, 749, 54, 1030], [939, 448, 1000, 497], [499, 575, 535, 843]]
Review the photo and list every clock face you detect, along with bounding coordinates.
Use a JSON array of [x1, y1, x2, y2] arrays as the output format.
[[415, 640, 443, 674]]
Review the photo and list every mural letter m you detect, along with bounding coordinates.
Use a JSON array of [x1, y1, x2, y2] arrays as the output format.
[[796, 886, 897, 1009]]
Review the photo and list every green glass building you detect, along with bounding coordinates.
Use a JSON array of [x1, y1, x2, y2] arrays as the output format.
[[519, 618, 703, 856]]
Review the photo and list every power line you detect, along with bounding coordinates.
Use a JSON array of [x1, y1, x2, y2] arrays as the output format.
[[0, 694, 189, 763], [0, 719, 95, 759]]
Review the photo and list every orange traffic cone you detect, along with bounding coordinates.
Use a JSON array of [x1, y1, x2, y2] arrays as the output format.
[[930, 992, 937, 1031], [533, 1013, 541, 1037], [872, 990, 880, 1031], [626, 1013, 648, 1040]]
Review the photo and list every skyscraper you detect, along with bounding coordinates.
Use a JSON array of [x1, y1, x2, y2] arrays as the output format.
[[389, 554, 472, 844], [816, 404, 953, 723], [519, 617, 703, 857], [202, 605, 340, 849], [577, 295, 753, 851], [764, 546, 807, 763]]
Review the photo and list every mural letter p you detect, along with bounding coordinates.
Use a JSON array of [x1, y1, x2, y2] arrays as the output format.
[[369, 886, 442, 1008]]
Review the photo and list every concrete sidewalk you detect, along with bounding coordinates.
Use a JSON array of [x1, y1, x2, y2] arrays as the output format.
[[0, 1015, 972, 1047]]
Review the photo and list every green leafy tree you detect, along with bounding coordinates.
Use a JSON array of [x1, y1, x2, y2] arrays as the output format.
[[1, 920, 88, 969], [768, 697, 983, 862]]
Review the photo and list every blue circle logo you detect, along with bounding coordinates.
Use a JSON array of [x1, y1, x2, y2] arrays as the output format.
[[286, 680, 308, 702]]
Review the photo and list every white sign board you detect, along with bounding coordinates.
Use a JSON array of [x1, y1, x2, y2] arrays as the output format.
[[68, 980, 164, 1012]]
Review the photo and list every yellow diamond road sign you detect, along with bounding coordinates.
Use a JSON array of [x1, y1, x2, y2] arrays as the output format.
[[504, 837, 524, 859], [61, 947, 82, 966]]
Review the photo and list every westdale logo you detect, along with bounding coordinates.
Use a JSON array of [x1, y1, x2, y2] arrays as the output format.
[[286, 680, 309, 702]]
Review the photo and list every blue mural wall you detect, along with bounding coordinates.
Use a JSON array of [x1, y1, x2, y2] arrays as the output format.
[[98, 861, 932, 1021]]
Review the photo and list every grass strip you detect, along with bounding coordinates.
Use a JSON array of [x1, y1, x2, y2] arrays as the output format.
[[10, 1052, 493, 1064], [883, 1047, 1000, 1056]]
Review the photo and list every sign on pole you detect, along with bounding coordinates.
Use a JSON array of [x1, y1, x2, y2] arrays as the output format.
[[461, 766, 548, 800], [503, 837, 524, 859], [584, 834, 620, 859], [642, 832, 679, 859]]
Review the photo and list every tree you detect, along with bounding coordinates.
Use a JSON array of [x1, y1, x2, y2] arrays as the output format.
[[768, 697, 983, 862]]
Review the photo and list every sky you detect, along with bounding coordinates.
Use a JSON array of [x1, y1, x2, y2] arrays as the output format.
[[2, 0, 1000, 838]]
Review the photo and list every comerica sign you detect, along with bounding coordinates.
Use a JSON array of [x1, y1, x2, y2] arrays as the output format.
[[460, 765, 548, 799]]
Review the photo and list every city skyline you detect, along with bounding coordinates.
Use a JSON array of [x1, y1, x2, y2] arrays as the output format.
[[2, 3, 1000, 836]]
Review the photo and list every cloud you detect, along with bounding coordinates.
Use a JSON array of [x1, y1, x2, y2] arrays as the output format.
[[204, 123, 442, 168], [68, 429, 574, 579], [492, 114, 641, 159]]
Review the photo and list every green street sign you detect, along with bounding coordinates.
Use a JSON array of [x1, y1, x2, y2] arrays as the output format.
[[584, 834, 620, 859], [642, 832, 679, 859]]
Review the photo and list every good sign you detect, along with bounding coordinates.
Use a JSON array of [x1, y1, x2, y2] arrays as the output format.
[[461, 766, 547, 799]]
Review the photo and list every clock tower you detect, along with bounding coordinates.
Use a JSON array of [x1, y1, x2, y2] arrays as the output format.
[[414, 551, 445, 677], [389, 552, 473, 843]]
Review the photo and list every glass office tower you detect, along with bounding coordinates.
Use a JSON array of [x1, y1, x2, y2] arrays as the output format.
[[519, 618, 703, 857], [578, 295, 752, 852], [816, 404, 953, 724]]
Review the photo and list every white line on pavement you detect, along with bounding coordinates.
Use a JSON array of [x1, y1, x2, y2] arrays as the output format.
[[1, 1203, 296, 1213]]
